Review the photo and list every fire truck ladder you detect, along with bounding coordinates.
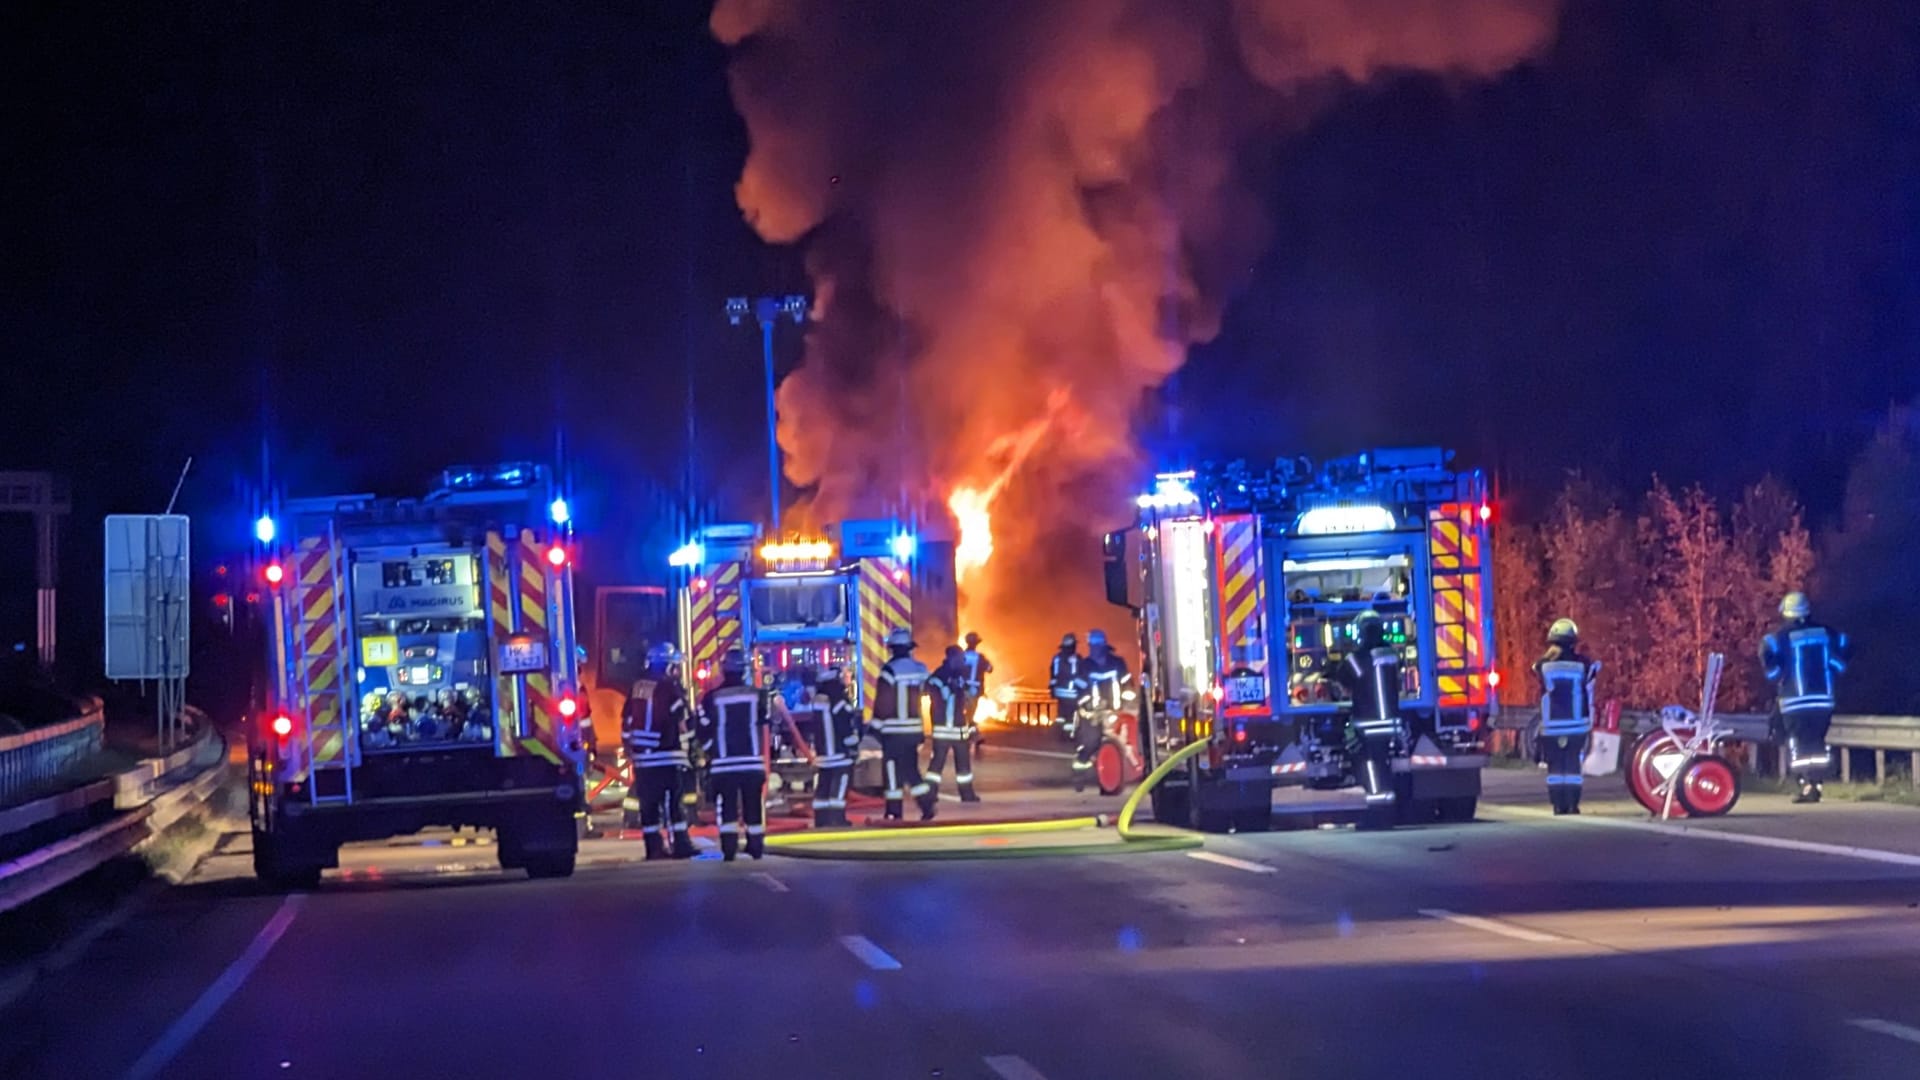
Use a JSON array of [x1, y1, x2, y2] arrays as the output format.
[[295, 521, 355, 805]]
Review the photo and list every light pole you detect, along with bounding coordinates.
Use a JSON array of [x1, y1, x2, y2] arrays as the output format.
[[726, 294, 808, 536]]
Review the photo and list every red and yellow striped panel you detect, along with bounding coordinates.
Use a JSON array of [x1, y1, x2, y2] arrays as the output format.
[[856, 557, 911, 708], [515, 530, 562, 764], [295, 537, 345, 767], [486, 531, 521, 753], [1212, 515, 1268, 716], [1429, 505, 1488, 707], [686, 560, 745, 682]]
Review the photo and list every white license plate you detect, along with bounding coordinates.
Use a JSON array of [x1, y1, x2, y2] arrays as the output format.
[[1225, 675, 1266, 705], [498, 639, 549, 674]]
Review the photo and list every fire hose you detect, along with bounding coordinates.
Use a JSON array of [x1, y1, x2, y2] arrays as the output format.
[[764, 737, 1208, 860]]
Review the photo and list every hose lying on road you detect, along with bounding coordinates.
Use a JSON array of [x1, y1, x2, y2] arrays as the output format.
[[765, 739, 1210, 861]]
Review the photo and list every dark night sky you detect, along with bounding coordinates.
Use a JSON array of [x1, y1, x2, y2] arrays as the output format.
[[3, 1, 1918, 653]]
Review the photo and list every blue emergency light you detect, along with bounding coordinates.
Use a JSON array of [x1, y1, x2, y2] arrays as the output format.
[[668, 541, 704, 569], [253, 514, 276, 544], [549, 497, 571, 526], [889, 533, 918, 561]]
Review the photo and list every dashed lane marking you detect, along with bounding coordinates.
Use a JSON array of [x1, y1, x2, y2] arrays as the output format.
[[123, 894, 305, 1080], [839, 934, 903, 971], [984, 1054, 1051, 1079], [751, 871, 789, 893], [1185, 851, 1277, 874], [1485, 803, 1920, 868], [1417, 907, 1567, 944], [1849, 1018, 1920, 1047]]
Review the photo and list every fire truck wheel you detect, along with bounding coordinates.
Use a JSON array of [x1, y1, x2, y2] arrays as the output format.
[[253, 834, 324, 891], [1436, 796, 1477, 823], [1096, 741, 1126, 795], [1358, 806, 1397, 831], [1196, 808, 1235, 833], [1676, 755, 1740, 817], [1395, 799, 1439, 825], [1231, 807, 1272, 833]]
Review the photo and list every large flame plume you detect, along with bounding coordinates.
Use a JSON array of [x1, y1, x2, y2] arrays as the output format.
[[713, 0, 1559, 678]]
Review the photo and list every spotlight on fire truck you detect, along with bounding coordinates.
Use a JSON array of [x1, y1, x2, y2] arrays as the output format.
[[889, 533, 918, 561], [668, 541, 705, 569], [1295, 504, 1396, 536], [760, 540, 833, 566]]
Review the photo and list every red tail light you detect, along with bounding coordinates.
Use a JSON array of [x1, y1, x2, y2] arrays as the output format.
[[1478, 503, 1494, 523], [546, 543, 568, 568], [271, 714, 293, 738], [558, 695, 579, 719], [695, 666, 711, 682], [1232, 724, 1248, 744], [1487, 670, 1502, 689], [264, 562, 286, 586]]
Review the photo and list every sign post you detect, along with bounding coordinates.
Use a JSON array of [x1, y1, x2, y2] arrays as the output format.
[[105, 514, 191, 751]]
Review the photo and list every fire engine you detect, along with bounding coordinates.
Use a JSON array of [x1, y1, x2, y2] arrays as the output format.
[[1107, 447, 1496, 831], [672, 519, 954, 789], [247, 463, 586, 886]]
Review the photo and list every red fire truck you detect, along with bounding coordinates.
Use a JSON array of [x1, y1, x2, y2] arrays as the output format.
[[248, 464, 586, 886], [1107, 447, 1497, 830]]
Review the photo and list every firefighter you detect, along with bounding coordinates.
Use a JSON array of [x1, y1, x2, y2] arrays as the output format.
[[697, 648, 790, 860], [1050, 633, 1084, 749], [927, 645, 980, 803], [1330, 611, 1405, 810], [961, 631, 995, 722], [1761, 592, 1850, 804], [1076, 629, 1133, 793], [621, 642, 698, 860], [1533, 618, 1599, 815], [808, 666, 861, 827], [872, 627, 938, 821]]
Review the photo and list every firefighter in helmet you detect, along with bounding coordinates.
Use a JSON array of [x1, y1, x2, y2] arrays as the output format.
[[807, 665, 861, 827], [1075, 629, 1133, 793], [927, 645, 980, 802], [1761, 592, 1849, 804], [871, 628, 937, 821], [1050, 633, 1084, 746], [622, 642, 697, 859], [1330, 611, 1405, 810], [696, 648, 789, 860], [1533, 618, 1599, 814]]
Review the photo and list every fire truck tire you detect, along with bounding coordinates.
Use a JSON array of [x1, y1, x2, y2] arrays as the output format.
[[1231, 808, 1272, 833], [252, 833, 325, 891], [1675, 755, 1740, 817], [525, 852, 576, 879], [1395, 799, 1439, 825], [1436, 796, 1478, 823], [1096, 741, 1126, 795], [1359, 806, 1397, 831], [1149, 783, 1191, 829], [1196, 808, 1235, 834]]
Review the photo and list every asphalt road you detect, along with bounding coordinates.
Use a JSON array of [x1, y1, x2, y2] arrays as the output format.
[[9, 730, 1920, 1079]]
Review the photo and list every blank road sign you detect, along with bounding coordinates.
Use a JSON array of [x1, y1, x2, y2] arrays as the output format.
[[104, 514, 190, 680]]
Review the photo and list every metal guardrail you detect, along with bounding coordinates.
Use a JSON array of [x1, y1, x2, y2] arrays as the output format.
[[0, 696, 105, 807], [0, 805, 149, 914]]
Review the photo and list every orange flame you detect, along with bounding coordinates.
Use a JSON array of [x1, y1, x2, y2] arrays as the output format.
[[950, 486, 994, 584]]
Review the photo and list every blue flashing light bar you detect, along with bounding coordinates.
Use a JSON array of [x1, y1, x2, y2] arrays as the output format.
[[253, 514, 276, 544], [549, 497, 571, 526], [889, 533, 918, 561], [668, 541, 705, 569]]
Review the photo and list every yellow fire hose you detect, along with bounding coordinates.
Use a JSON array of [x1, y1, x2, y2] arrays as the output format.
[[764, 738, 1210, 860]]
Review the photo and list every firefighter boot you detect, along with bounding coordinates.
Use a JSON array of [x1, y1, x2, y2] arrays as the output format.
[[1548, 786, 1567, 815], [959, 782, 981, 803], [670, 826, 697, 859], [720, 831, 739, 862], [642, 831, 668, 861], [746, 833, 765, 860], [1567, 784, 1583, 815], [884, 798, 904, 821], [1794, 779, 1823, 804], [917, 790, 939, 821]]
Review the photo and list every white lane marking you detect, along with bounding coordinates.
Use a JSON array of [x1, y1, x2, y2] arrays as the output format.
[[1185, 850, 1278, 874], [984, 1054, 1051, 1080], [123, 894, 305, 1080], [838, 934, 903, 971], [991, 746, 1078, 761], [751, 871, 789, 893], [1849, 1018, 1920, 1047], [1486, 803, 1920, 868], [1418, 907, 1566, 944]]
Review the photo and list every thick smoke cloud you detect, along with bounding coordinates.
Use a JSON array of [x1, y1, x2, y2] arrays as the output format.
[[714, 0, 1559, 679]]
